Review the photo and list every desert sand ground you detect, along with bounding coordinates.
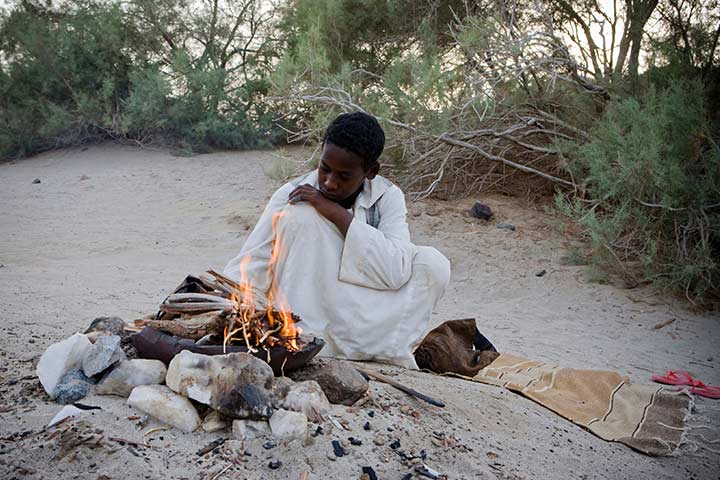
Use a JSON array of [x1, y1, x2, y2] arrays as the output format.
[[0, 144, 718, 479]]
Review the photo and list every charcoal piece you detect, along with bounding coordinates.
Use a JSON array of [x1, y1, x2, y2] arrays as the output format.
[[235, 384, 274, 419], [268, 460, 282, 469], [390, 439, 401, 450], [331, 440, 346, 457], [349, 437, 362, 446], [470, 202, 493, 220], [361, 466, 378, 480], [496, 222, 516, 231], [311, 425, 324, 437], [363, 421, 371, 431], [262, 440, 276, 450], [196, 438, 226, 456]]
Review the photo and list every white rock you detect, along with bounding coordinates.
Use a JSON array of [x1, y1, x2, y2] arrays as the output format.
[[95, 359, 167, 397], [232, 419, 271, 441], [202, 410, 229, 433], [36, 333, 93, 398], [127, 385, 201, 433], [280, 380, 330, 421], [82, 335, 126, 377], [269, 409, 308, 443], [166, 351, 274, 419], [48, 405, 91, 426]]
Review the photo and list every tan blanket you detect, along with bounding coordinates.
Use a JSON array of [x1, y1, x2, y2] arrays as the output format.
[[475, 354, 691, 456]]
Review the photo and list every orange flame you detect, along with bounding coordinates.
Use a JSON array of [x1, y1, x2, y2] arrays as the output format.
[[222, 211, 301, 352], [267, 211, 301, 350]]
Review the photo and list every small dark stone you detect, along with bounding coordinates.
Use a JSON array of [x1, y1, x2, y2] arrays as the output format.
[[363, 421, 371, 431], [311, 425, 324, 437], [401, 474, 412, 480], [496, 222, 516, 231], [361, 466, 379, 480], [349, 437, 362, 446], [262, 441, 276, 450], [390, 439, 401, 450], [368, 411, 375, 417], [331, 440, 346, 457], [535, 269, 547, 277], [84, 316, 127, 338], [32, 178, 41, 184], [54, 369, 92, 404], [470, 202, 493, 220], [268, 460, 281, 470]]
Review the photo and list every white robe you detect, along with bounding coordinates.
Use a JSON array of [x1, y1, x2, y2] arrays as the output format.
[[223, 170, 450, 368]]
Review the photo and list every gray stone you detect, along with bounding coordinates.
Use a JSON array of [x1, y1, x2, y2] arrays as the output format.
[[202, 410, 229, 433], [127, 385, 201, 433], [280, 380, 330, 420], [496, 222, 516, 231], [37, 333, 93, 398], [290, 358, 368, 406], [54, 369, 93, 404], [86, 331, 113, 344], [95, 359, 167, 397], [232, 419, 270, 441], [166, 351, 274, 419], [82, 335, 126, 377], [269, 409, 307, 443], [84, 316, 126, 337], [271, 376, 295, 407]]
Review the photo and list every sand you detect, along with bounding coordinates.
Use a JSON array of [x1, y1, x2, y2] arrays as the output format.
[[0, 144, 718, 479]]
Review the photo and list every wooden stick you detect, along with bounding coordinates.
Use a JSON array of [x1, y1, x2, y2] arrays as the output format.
[[207, 269, 244, 291], [356, 368, 446, 408], [160, 302, 233, 313], [166, 293, 235, 303], [209, 464, 232, 480], [109, 436, 154, 449]]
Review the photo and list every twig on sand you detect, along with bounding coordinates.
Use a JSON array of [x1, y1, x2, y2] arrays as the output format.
[[209, 463, 232, 480], [109, 436, 154, 449], [356, 368, 446, 408]]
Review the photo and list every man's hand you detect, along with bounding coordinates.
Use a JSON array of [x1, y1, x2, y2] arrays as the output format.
[[288, 185, 353, 237]]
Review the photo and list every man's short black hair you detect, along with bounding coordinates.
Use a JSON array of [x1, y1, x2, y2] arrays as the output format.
[[323, 112, 385, 170]]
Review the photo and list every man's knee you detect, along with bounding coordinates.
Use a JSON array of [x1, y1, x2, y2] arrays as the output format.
[[277, 203, 325, 234], [413, 246, 451, 290]]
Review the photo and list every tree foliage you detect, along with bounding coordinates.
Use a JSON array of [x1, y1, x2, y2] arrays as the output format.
[[1, 0, 719, 304], [0, 0, 282, 158]]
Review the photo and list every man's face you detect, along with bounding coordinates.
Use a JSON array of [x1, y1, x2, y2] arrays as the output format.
[[317, 142, 376, 202]]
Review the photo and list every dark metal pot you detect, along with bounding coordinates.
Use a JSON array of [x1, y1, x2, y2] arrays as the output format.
[[132, 327, 325, 375]]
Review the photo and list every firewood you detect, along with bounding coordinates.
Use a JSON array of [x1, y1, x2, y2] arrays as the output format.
[[166, 293, 234, 303], [146, 313, 225, 340], [159, 302, 233, 314]]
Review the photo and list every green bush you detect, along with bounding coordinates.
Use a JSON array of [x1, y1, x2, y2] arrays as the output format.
[[0, 0, 276, 159], [558, 79, 719, 304]]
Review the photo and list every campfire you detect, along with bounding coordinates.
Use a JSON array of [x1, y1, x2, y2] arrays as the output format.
[[133, 212, 323, 372], [130, 266, 325, 374], [150, 268, 303, 353]]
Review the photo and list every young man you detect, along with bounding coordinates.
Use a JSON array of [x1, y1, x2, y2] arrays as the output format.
[[223, 112, 450, 368]]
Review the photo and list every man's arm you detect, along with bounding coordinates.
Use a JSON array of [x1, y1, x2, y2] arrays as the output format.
[[287, 184, 353, 236], [337, 186, 418, 290]]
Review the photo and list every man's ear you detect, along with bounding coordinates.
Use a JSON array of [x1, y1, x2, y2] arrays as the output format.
[[365, 162, 380, 179]]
